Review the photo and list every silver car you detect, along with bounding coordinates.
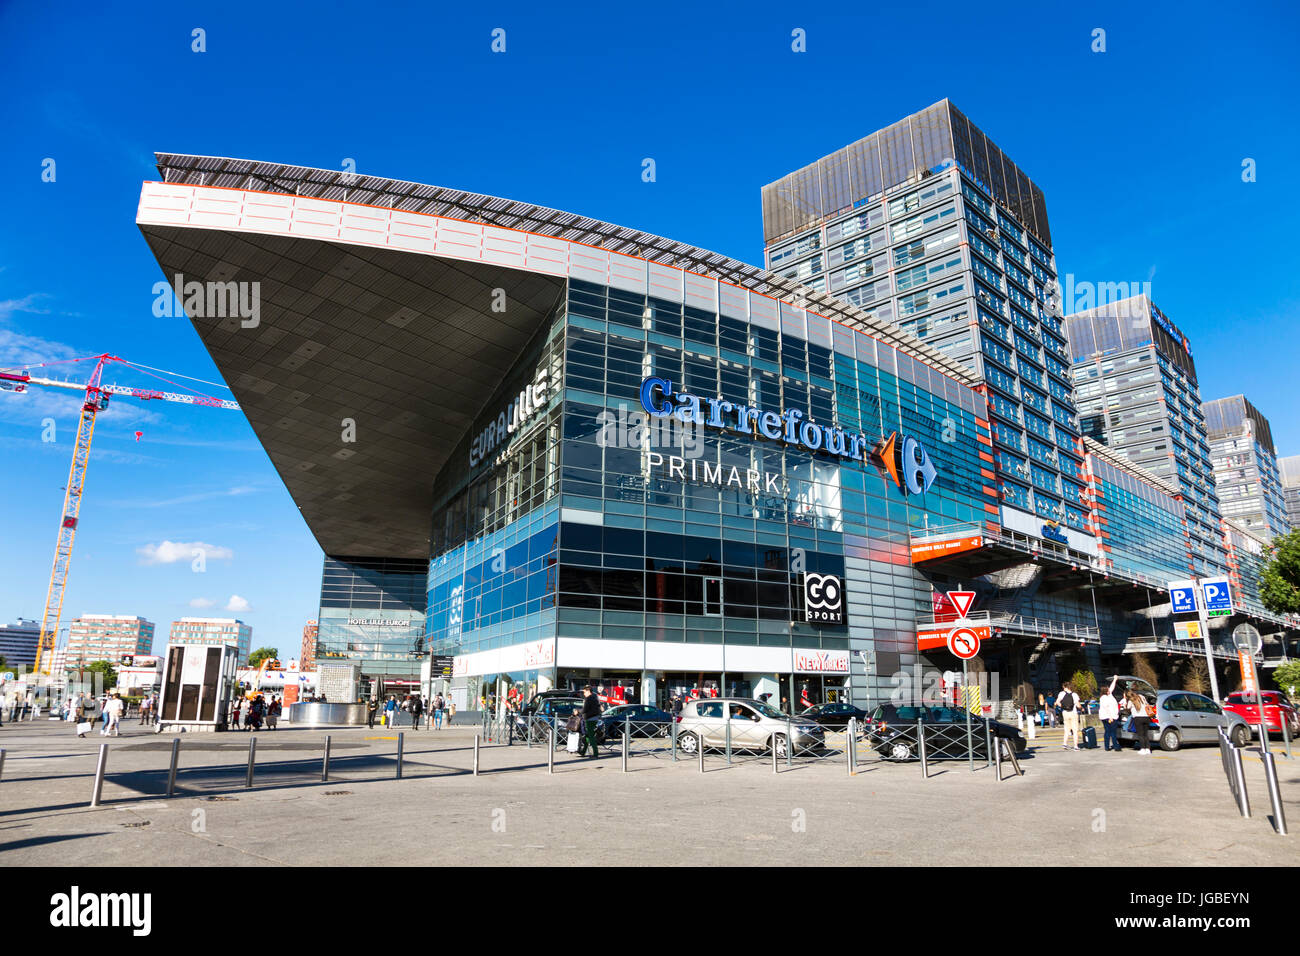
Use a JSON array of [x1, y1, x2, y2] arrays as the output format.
[[1117, 689, 1250, 751], [674, 697, 824, 757]]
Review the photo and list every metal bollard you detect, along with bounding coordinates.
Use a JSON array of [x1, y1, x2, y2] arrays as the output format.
[[90, 743, 108, 807], [548, 726, 555, 774], [785, 717, 792, 768], [622, 725, 629, 773], [322, 734, 331, 782], [918, 720, 928, 779], [698, 731, 705, 773], [473, 734, 480, 776], [1261, 751, 1288, 835], [1282, 716, 1293, 760], [846, 718, 854, 775], [671, 722, 677, 762], [526, 717, 532, 749], [0, 747, 6, 782], [165, 738, 180, 797], [985, 721, 993, 770], [994, 735, 1003, 781], [396, 732, 404, 779], [245, 736, 257, 788], [1231, 743, 1250, 817], [772, 735, 779, 774], [725, 719, 732, 766]]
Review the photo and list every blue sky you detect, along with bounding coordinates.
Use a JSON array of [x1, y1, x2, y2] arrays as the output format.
[[1, 0, 1298, 657]]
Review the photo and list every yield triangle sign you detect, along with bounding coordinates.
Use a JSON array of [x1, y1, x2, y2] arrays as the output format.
[[946, 590, 976, 619]]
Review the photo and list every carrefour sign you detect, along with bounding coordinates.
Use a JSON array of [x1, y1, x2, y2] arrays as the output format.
[[638, 377, 936, 493]]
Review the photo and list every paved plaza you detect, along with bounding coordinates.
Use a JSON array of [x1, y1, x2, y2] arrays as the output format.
[[0, 718, 1294, 866]]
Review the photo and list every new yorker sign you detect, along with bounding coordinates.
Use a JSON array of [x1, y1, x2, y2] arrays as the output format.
[[638, 376, 937, 494]]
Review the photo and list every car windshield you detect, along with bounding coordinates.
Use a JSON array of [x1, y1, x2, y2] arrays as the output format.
[[749, 702, 788, 719], [871, 705, 977, 722]]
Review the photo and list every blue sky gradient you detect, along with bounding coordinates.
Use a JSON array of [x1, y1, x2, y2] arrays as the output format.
[[1, 0, 1297, 656]]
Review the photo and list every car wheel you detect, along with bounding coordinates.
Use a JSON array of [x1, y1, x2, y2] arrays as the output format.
[[1230, 724, 1250, 747], [888, 741, 914, 761], [1159, 727, 1180, 752], [770, 734, 789, 758], [678, 732, 699, 755]]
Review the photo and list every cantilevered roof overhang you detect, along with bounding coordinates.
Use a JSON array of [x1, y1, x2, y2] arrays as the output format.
[[138, 153, 980, 561]]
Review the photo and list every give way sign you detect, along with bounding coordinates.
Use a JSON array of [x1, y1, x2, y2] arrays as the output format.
[[946, 590, 976, 618]]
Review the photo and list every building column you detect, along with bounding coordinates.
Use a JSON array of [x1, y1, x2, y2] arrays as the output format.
[[640, 671, 656, 709]]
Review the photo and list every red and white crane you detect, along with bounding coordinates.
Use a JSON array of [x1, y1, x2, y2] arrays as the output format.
[[0, 354, 240, 675]]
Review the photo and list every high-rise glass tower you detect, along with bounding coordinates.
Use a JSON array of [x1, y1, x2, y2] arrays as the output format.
[[761, 100, 1091, 548], [1064, 294, 1227, 576], [1279, 455, 1300, 531], [1202, 394, 1288, 539]]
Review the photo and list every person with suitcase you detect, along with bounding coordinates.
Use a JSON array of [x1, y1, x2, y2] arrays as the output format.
[[1055, 682, 1081, 751]]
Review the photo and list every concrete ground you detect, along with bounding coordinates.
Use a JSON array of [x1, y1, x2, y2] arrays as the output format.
[[0, 717, 1294, 865]]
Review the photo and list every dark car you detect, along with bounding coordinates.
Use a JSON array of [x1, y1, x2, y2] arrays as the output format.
[[521, 688, 582, 716], [594, 704, 672, 743], [513, 697, 582, 744], [868, 703, 1026, 761], [799, 702, 870, 731]]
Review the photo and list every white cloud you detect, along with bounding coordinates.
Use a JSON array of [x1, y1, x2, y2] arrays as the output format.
[[137, 540, 234, 565], [188, 597, 215, 608], [0, 294, 51, 322], [225, 595, 251, 612]]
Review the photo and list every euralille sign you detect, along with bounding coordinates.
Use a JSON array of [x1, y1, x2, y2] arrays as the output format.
[[469, 367, 550, 467]]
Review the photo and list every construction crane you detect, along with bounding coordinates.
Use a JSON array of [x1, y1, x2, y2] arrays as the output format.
[[0, 353, 240, 676]]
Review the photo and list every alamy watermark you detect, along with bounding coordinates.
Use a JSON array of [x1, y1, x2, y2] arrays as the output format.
[[152, 273, 260, 328]]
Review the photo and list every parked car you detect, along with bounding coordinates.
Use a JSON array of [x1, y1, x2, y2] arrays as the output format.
[[512, 696, 582, 744], [799, 702, 871, 730], [675, 697, 824, 757], [594, 704, 672, 743], [1117, 690, 1251, 751], [521, 688, 581, 716], [1221, 690, 1298, 737], [867, 703, 1026, 761]]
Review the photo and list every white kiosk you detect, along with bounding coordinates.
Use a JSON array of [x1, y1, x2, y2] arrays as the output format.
[[157, 643, 240, 732]]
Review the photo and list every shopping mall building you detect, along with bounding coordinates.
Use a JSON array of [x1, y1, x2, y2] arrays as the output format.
[[136, 140, 1296, 714]]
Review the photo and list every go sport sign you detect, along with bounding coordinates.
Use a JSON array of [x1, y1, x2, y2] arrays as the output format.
[[638, 376, 938, 495]]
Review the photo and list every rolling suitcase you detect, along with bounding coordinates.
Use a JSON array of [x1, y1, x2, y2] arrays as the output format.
[[1083, 725, 1097, 749]]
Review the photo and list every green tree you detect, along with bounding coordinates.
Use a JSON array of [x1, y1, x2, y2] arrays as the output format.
[[1271, 660, 1300, 698], [84, 660, 117, 691], [248, 647, 280, 667], [1261, 530, 1300, 615], [1068, 669, 1098, 699]]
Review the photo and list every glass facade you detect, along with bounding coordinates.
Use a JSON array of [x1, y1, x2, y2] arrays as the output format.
[[1083, 446, 1188, 584], [1204, 395, 1289, 539], [426, 276, 996, 709], [316, 556, 427, 689]]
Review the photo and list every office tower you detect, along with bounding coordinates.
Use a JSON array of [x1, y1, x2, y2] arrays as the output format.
[[66, 614, 155, 666], [1276, 455, 1300, 531], [762, 99, 1091, 548], [1203, 395, 1289, 539], [168, 617, 252, 664], [1065, 294, 1227, 577]]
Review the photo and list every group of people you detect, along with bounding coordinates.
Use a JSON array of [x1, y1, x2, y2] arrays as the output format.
[[229, 694, 281, 731], [1052, 676, 1156, 754], [365, 693, 454, 729], [63, 692, 126, 738]]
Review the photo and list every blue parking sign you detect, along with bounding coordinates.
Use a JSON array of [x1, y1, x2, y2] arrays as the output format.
[[1201, 577, 1232, 613], [1169, 580, 1198, 614]]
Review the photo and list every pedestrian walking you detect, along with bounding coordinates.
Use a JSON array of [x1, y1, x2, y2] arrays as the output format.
[[410, 694, 424, 730], [433, 693, 445, 729], [230, 698, 243, 731], [366, 696, 379, 728], [384, 696, 397, 728], [1099, 676, 1122, 752], [1125, 689, 1153, 754], [577, 685, 602, 758], [1055, 682, 1081, 750], [267, 696, 281, 730], [102, 693, 124, 737], [446, 698, 456, 724]]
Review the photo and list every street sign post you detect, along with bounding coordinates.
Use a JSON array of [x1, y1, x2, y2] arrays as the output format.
[[946, 625, 981, 773], [1169, 577, 1223, 702], [945, 590, 976, 619], [1233, 624, 1268, 755]]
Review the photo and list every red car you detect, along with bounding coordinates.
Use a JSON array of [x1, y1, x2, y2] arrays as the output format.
[[1222, 691, 1299, 737]]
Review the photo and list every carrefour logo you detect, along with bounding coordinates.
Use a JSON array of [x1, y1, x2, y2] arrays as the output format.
[[874, 431, 937, 495]]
